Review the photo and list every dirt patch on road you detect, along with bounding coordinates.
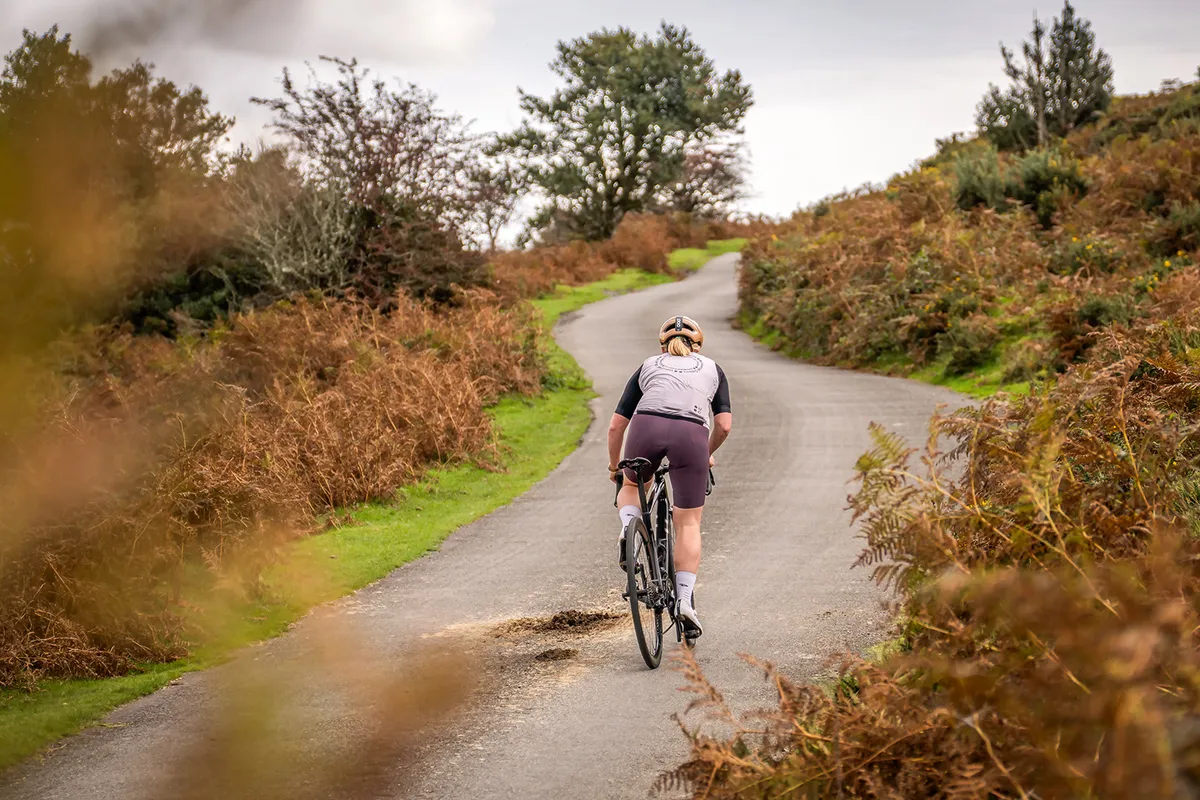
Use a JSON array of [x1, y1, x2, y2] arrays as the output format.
[[534, 648, 579, 662], [495, 609, 623, 637]]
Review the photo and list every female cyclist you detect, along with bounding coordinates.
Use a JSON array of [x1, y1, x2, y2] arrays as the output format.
[[607, 315, 733, 638]]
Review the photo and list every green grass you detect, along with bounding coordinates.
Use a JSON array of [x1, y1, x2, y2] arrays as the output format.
[[909, 359, 1031, 399], [0, 268, 670, 774], [534, 268, 674, 327], [668, 238, 748, 274], [739, 312, 812, 360]]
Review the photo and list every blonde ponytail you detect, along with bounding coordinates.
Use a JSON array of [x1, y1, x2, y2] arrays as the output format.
[[666, 337, 694, 357]]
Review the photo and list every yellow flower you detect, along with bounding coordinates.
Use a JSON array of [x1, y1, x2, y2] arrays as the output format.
[[1086, 244, 1093, 250], [1165, 260, 1172, 267], [1071, 237, 1080, 243], [1179, 250, 1187, 257]]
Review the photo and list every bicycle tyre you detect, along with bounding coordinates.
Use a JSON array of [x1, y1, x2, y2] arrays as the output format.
[[625, 517, 664, 669]]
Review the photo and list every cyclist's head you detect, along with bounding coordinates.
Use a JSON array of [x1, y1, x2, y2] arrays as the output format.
[[659, 315, 703, 356]]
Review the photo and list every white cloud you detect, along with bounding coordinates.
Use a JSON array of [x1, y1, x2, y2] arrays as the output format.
[[293, 0, 497, 63]]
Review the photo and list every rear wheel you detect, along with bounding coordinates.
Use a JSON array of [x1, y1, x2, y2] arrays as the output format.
[[625, 517, 663, 669]]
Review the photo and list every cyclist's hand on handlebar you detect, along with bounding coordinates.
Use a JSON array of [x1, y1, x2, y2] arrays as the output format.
[[609, 465, 622, 484], [709, 455, 715, 468]]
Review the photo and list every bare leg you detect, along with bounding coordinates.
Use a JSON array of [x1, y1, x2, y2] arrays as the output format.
[[616, 482, 643, 514], [672, 506, 703, 574]]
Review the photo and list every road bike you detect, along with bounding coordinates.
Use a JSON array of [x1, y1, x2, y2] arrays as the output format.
[[614, 458, 713, 669]]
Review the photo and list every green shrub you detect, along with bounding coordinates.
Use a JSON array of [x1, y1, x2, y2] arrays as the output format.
[[1001, 336, 1053, 383], [897, 248, 941, 295], [953, 147, 1009, 212], [1049, 236, 1121, 276], [1134, 254, 1189, 295], [1009, 149, 1089, 228], [1162, 83, 1200, 126], [1076, 294, 1135, 327], [118, 251, 268, 336], [1147, 202, 1200, 257], [784, 293, 832, 357], [937, 315, 998, 375], [347, 201, 488, 307], [920, 133, 991, 171]]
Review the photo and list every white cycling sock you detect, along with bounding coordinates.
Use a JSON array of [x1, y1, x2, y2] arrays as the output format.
[[618, 505, 640, 535], [675, 571, 696, 609]]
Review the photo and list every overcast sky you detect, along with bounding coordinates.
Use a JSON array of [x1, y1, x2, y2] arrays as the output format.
[[4, 0, 1198, 219]]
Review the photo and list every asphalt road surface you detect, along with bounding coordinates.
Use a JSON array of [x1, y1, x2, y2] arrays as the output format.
[[1, 253, 963, 800]]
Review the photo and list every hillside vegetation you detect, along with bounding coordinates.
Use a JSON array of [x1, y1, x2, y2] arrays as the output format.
[[740, 77, 1200, 397], [679, 70, 1200, 800]]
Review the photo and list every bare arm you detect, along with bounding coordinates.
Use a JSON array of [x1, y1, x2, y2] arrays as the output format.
[[709, 412, 732, 459], [607, 414, 631, 478]]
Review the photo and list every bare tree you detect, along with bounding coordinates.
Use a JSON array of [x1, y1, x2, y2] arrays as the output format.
[[251, 57, 473, 224], [251, 60, 493, 304], [659, 140, 747, 218], [224, 147, 355, 294], [462, 157, 522, 252]]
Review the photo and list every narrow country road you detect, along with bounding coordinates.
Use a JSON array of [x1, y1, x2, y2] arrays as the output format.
[[1, 254, 962, 799]]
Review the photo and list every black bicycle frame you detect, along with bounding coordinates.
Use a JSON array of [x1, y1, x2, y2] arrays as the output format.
[[614, 458, 669, 530]]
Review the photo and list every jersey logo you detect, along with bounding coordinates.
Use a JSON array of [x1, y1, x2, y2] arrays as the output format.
[[652, 354, 704, 374]]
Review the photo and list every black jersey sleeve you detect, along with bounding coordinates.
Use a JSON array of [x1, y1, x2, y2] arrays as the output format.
[[711, 364, 732, 415], [614, 366, 644, 418]]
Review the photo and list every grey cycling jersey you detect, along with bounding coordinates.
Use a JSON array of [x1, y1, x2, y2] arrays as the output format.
[[614, 353, 731, 429]]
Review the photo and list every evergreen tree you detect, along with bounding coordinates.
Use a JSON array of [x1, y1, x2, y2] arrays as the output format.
[[977, 2, 1114, 150], [1048, 1, 1114, 136]]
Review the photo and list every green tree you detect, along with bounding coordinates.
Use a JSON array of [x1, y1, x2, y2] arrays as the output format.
[[93, 61, 233, 190], [976, 84, 1037, 152], [977, 2, 1113, 150], [0, 27, 237, 342], [252, 58, 486, 304], [500, 22, 752, 241], [0, 26, 91, 138]]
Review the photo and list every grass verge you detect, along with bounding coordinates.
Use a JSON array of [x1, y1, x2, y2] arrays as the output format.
[[906, 359, 1031, 399], [0, 268, 671, 773], [740, 311, 1035, 400], [668, 238, 747, 274]]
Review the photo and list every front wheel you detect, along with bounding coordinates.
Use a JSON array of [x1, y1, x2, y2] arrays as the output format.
[[626, 517, 663, 669]]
